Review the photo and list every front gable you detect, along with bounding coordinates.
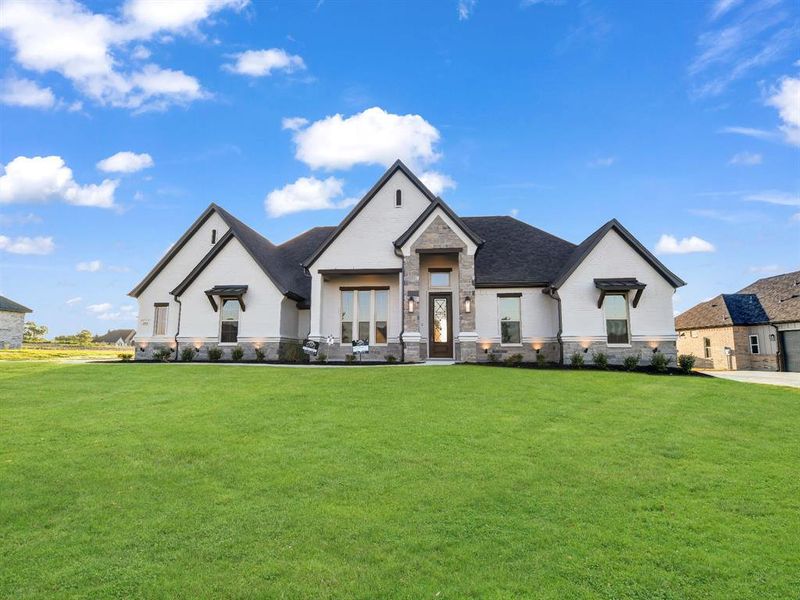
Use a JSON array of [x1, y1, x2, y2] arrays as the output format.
[[304, 161, 436, 271]]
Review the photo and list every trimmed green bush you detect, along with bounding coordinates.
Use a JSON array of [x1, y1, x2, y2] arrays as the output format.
[[345, 354, 355, 364], [570, 352, 585, 368], [504, 353, 523, 367], [316, 352, 328, 363], [623, 354, 640, 371], [678, 354, 696, 374], [255, 347, 266, 362], [208, 347, 223, 362], [386, 355, 397, 364], [279, 342, 305, 363], [231, 346, 245, 362], [118, 352, 133, 362], [180, 347, 195, 362], [592, 352, 609, 370], [152, 347, 172, 362], [535, 352, 547, 368], [488, 352, 498, 363], [650, 352, 672, 373]]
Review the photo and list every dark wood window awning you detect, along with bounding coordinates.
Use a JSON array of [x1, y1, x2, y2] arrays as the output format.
[[594, 278, 647, 308], [205, 285, 248, 312]]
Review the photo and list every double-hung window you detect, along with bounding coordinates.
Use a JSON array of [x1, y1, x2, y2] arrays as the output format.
[[498, 295, 521, 344], [153, 303, 168, 336], [604, 294, 629, 345], [749, 334, 760, 354], [220, 298, 240, 343], [340, 289, 389, 345], [704, 337, 711, 359]]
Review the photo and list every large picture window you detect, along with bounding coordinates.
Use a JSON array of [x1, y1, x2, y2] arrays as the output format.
[[153, 304, 168, 336], [499, 295, 521, 344], [340, 288, 389, 345], [220, 298, 240, 343], [604, 294, 629, 344]]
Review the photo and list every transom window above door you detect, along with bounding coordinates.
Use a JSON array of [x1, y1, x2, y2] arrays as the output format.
[[429, 269, 450, 287]]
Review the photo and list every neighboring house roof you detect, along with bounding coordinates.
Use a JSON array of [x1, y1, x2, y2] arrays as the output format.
[[0, 295, 32, 313], [93, 329, 136, 344], [302, 159, 437, 268], [675, 294, 769, 330], [550, 219, 686, 289], [394, 197, 484, 249], [463, 216, 576, 287], [737, 270, 800, 324], [675, 270, 800, 330]]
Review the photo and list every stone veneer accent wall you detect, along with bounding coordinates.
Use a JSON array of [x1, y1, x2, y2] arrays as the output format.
[[0, 311, 25, 349], [403, 215, 477, 362]]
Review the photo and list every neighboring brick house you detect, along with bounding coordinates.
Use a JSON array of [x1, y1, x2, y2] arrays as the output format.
[[675, 271, 800, 372], [0, 295, 32, 349]]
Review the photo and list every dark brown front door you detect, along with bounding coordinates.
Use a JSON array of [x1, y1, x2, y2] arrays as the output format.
[[429, 292, 453, 358]]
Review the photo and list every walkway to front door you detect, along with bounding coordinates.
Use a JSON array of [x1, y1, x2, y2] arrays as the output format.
[[429, 292, 453, 359]]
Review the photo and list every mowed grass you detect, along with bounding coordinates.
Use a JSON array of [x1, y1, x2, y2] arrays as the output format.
[[1, 364, 798, 599]]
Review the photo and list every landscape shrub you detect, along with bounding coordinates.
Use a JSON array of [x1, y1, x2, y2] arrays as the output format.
[[279, 342, 305, 363], [504, 353, 523, 367], [345, 354, 355, 364], [386, 355, 397, 364], [208, 347, 223, 362], [180, 347, 195, 362], [535, 352, 547, 368], [623, 354, 641, 371], [152, 347, 172, 362], [118, 352, 133, 362], [316, 352, 328, 363], [255, 347, 266, 362], [650, 352, 672, 373], [231, 346, 245, 362], [488, 352, 498, 363], [592, 352, 608, 370], [678, 354, 696, 374], [570, 352, 585, 368]]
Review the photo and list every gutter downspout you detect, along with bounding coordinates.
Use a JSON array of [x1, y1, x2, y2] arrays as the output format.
[[545, 287, 564, 366], [771, 324, 783, 371], [173, 295, 182, 362]]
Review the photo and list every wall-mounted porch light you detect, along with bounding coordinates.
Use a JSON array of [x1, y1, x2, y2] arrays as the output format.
[[769, 333, 777, 341], [652, 346, 659, 354], [583, 347, 589, 353], [464, 295, 472, 313], [408, 294, 416, 313]]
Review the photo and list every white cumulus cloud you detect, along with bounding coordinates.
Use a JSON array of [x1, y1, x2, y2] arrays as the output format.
[[0, 0, 243, 112], [728, 151, 762, 166], [224, 49, 306, 77], [66, 296, 82, 305], [97, 151, 154, 173], [0, 235, 55, 255], [287, 107, 442, 171], [0, 155, 118, 208], [265, 176, 354, 217], [655, 234, 715, 255], [745, 190, 800, 206], [0, 76, 56, 108], [766, 76, 800, 146], [86, 302, 113, 313], [76, 260, 102, 272], [419, 171, 456, 196]]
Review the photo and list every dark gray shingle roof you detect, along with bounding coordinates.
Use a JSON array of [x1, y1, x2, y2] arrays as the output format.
[[737, 270, 800, 324], [462, 216, 576, 286], [675, 293, 769, 329], [93, 329, 135, 343], [0, 295, 32, 313]]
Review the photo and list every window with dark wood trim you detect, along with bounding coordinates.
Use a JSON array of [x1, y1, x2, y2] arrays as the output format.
[[499, 295, 521, 344], [604, 294, 629, 344], [395, 189, 402, 207], [430, 269, 451, 287], [704, 337, 711, 358], [211, 229, 217, 244], [220, 298, 240, 343], [749, 334, 760, 354]]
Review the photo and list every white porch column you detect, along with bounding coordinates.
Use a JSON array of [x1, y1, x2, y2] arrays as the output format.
[[308, 269, 324, 341]]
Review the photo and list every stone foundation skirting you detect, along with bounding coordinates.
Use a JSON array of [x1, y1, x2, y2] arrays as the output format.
[[562, 340, 677, 366], [137, 339, 303, 362], [476, 342, 560, 364]]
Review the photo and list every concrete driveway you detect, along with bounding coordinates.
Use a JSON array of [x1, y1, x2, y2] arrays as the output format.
[[700, 370, 800, 389]]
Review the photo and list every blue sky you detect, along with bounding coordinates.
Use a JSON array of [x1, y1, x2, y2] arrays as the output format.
[[0, 0, 798, 336]]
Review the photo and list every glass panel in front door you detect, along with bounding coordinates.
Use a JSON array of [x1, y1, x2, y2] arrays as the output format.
[[433, 297, 448, 343]]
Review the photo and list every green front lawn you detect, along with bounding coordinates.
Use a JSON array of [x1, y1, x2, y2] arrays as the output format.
[[1, 364, 798, 598]]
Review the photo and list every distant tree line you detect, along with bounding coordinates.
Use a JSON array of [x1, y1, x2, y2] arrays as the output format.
[[24, 322, 96, 346]]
